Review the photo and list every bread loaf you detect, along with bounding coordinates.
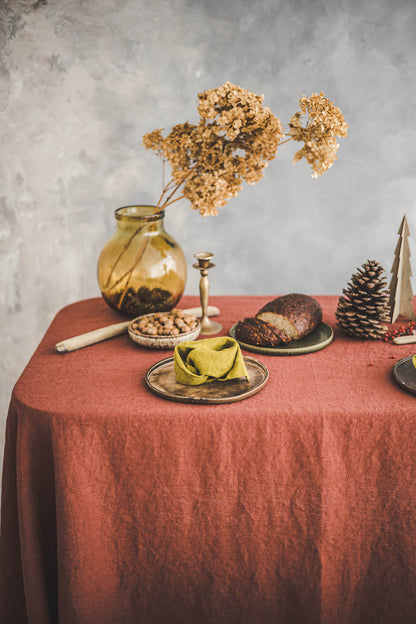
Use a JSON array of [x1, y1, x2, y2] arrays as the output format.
[[234, 317, 290, 347], [256, 293, 322, 341]]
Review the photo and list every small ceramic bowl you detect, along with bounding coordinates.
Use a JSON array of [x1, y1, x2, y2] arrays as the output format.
[[128, 311, 201, 350]]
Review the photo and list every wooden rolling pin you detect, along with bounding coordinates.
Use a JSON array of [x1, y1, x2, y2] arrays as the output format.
[[55, 306, 220, 353]]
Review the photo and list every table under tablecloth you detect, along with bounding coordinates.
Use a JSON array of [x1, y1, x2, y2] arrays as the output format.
[[1, 295, 416, 624]]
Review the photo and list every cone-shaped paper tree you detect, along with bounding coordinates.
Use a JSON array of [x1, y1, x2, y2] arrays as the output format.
[[388, 214, 415, 322], [336, 260, 390, 339]]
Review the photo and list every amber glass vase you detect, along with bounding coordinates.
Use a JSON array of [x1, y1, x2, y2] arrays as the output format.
[[97, 205, 187, 318]]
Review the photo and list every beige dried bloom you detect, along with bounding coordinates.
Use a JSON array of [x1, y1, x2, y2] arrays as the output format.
[[289, 91, 348, 177], [142, 84, 347, 215], [143, 81, 283, 216]]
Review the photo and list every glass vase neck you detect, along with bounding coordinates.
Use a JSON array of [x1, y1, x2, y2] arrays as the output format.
[[115, 205, 165, 223]]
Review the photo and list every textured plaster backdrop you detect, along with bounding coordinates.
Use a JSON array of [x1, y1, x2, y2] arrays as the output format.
[[1, 0, 416, 465]]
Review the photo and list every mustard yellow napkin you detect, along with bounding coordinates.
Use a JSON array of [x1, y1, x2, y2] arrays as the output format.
[[174, 337, 249, 386]]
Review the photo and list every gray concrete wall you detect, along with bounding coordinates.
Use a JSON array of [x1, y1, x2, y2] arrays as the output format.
[[1, 0, 416, 466]]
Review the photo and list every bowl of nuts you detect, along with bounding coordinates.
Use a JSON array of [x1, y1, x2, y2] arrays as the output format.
[[128, 309, 201, 349]]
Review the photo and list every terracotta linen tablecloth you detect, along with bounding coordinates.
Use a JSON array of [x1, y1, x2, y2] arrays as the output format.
[[1, 295, 416, 624]]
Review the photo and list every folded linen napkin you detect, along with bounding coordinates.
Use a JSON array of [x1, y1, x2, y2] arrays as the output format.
[[174, 336, 249, 386]]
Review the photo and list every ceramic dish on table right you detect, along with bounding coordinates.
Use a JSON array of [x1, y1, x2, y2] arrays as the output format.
[[230, 322, 333, 355]]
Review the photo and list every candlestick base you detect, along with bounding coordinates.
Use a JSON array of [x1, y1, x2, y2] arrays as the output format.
[[200, 318, 223, 335]]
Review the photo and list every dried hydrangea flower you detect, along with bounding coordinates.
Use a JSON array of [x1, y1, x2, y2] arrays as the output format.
[[289, 91, 348, 178], [143, 84, 347, 215], [143, 81, 283, 216]]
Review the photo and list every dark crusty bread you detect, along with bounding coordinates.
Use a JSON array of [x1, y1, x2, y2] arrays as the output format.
[[256, 293, 322, 341], [234, 317, 290, 347]]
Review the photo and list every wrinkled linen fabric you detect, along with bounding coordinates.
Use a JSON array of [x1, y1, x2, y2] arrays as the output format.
[[1, 295, 416, 624], [174, 336, 249, 385]]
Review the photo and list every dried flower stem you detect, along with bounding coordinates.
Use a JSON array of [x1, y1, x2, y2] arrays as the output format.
[[155, 138, 222, 211], [278, 136, 295, 146], [104, 226, 144, 289], [117, 238, 151, 307], [163, 194, 185, 209]]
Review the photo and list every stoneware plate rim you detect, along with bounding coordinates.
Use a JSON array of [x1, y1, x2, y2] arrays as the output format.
[[229, 321, 334, 355]]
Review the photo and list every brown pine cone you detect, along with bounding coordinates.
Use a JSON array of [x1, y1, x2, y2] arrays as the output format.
[[336, 259, 390, 339]]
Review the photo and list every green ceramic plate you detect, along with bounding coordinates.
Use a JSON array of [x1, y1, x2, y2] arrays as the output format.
[[230, 322, 334, 356]]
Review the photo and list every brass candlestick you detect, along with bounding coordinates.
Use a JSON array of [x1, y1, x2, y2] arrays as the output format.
[[193, 252, 222, 335]]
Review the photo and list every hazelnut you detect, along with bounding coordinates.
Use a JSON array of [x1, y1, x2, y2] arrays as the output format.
[[134, 310, 199, 339], [183, 315, 196, 323]]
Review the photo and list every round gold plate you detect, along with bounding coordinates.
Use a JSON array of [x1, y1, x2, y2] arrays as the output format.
[[145, 356, 269, 404]]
